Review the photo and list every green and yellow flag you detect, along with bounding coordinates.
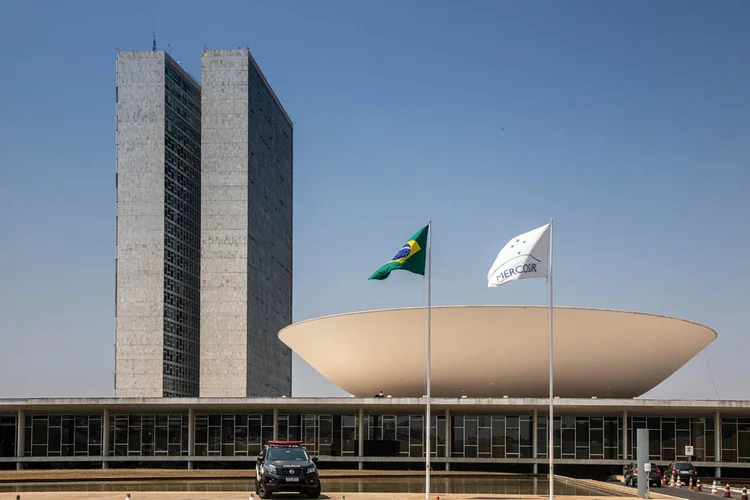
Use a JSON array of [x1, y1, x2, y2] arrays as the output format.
[[368, 225, 429, 280]]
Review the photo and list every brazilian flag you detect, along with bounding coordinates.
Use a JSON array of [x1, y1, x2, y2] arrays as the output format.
[[368, 225, 429, 280]]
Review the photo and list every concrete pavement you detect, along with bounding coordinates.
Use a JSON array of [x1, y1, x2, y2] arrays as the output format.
[[0, 495, 640, 500]]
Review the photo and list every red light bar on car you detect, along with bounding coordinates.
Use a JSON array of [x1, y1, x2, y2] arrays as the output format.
[[268, 441, 303, 445]]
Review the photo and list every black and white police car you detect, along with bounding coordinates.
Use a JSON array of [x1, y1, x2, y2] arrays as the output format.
[[255, 441, 321, 499]]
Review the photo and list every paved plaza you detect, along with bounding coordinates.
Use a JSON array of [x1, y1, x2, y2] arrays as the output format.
[[0, 494, 642, 500]]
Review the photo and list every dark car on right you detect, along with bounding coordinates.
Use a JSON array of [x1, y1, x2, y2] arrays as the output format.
[[624, 462, 663, 487], [665, 461, 698, 485]]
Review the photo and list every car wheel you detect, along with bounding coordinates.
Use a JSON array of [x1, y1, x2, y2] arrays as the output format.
[[306, 484, 322, 499], [258, 481, 273, 499]]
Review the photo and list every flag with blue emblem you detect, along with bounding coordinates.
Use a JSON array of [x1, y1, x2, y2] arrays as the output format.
[[368, 225, 429, 280]]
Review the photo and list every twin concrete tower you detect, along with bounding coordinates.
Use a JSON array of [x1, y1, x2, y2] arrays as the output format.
[[115, 49, 293, 398]]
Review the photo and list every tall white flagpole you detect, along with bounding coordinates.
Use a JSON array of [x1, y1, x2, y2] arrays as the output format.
[[425, 219, 432, 500], [548, 217, 554, 500]]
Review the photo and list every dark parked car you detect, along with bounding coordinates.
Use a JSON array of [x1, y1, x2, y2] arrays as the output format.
[[624, 462, 663, 487], [666, 461, 698, 484], [255, 441, 321, 499]]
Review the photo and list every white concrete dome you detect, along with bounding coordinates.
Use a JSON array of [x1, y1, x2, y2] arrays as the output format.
[[279, 306, 716, 398]]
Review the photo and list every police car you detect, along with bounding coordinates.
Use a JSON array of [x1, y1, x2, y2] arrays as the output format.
[[255, 441, 321, 499]]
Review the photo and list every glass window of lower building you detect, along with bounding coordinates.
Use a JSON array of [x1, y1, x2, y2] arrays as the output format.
[[110, 414, 189, 456], [24, 414, 101, 457], [6, 410, 750, 463]]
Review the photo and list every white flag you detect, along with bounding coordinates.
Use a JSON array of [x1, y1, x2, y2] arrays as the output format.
[[487, 223, 550, 287]]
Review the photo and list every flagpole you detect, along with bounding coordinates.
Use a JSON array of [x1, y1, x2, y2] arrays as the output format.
[[548, 217, 554, 500], [425, 219, 432, 500]]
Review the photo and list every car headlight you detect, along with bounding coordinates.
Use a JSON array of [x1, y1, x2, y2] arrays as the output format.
[[307, 466, 316, 474], [265, 464, 277, 474]]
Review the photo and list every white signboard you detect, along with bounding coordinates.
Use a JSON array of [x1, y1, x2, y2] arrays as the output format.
[[644, 463, 652, 472], [685, 445, 694, 456]]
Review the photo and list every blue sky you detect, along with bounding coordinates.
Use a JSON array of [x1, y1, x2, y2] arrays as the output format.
[[0, 0, 748, 399]]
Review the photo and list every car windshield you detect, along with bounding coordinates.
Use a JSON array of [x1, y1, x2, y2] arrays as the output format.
[[675, 463, 694, 470], [267, 447, 309, 461]]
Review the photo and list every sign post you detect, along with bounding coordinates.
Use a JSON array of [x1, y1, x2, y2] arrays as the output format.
[[637, 429, 649, 499], [686, 445, 694, 463]]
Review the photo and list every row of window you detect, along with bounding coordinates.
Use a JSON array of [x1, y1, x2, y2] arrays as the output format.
[[164, 231, 200, 255], [165, 176, 199, 203], [165, 164, 199, 196], [164, 250, 199, 277], [165, 221, 200, 254], [164, 77, 200, 138], [164, 193, 201, 228], [164, 277, 200, 304], [164, 321, 199, 345], [165, 97, 199, 141], [4, 413, 750, 462], [162, 86, 201, 399], [162, 361, 198, 383], [164, 209, 199, 236], [163, 303, 199, 329], [165, 112, 200, 154], [165, 93, 200, 141], [163, 341, 199, 362], [20, 415, 102, 458], [247, 71, 292, 135], [163, 167, 200, 206], [163, 347, 197, 367], [163, 378, 198, 398], [164, 264, 199, 291], [112, 414, 189, 456], [165, 92, 200, 131], [165, 63, 200, 105], [166, 93, 200, 134], [165, 140, 199, 175], [164, 295, 198, 317]]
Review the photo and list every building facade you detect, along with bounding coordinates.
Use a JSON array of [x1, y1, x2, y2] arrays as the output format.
[[1, 398, 749, 477], [200, 49, 293, 397], [115, 51, 202, 398], [115, 48, 292, 398]]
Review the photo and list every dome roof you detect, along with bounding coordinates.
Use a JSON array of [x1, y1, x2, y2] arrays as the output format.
[[279, 306, 716, 398]]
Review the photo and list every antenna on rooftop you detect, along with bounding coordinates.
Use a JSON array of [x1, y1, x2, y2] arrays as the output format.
[[152, 21, 157, 51]]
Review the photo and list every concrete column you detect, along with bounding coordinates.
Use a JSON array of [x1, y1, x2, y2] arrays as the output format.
[[188, 408, 195, 470], [445, 409, 451, 471], [273, 408, 279, 441], [358, 408, 364, 470], [101, 409, 110, 469], [622, 410, 628, 461], [16, 409, 24, 470], [532, 409, 539, 474], [636, 428, 649, 498], [715, 411, 722, 478]]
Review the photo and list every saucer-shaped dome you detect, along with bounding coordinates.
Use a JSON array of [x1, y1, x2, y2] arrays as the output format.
[[279, 306, 716, 398]]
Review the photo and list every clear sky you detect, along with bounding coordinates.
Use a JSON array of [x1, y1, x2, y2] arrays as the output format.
[[0, 0, 748, 400]]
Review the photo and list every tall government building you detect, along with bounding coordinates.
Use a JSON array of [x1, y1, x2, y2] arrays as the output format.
[[200, 50, 293, 397], [115, 49, 292, 398]]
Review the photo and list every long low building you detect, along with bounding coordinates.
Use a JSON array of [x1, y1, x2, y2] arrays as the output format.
[[0, 397, 749, 478]]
